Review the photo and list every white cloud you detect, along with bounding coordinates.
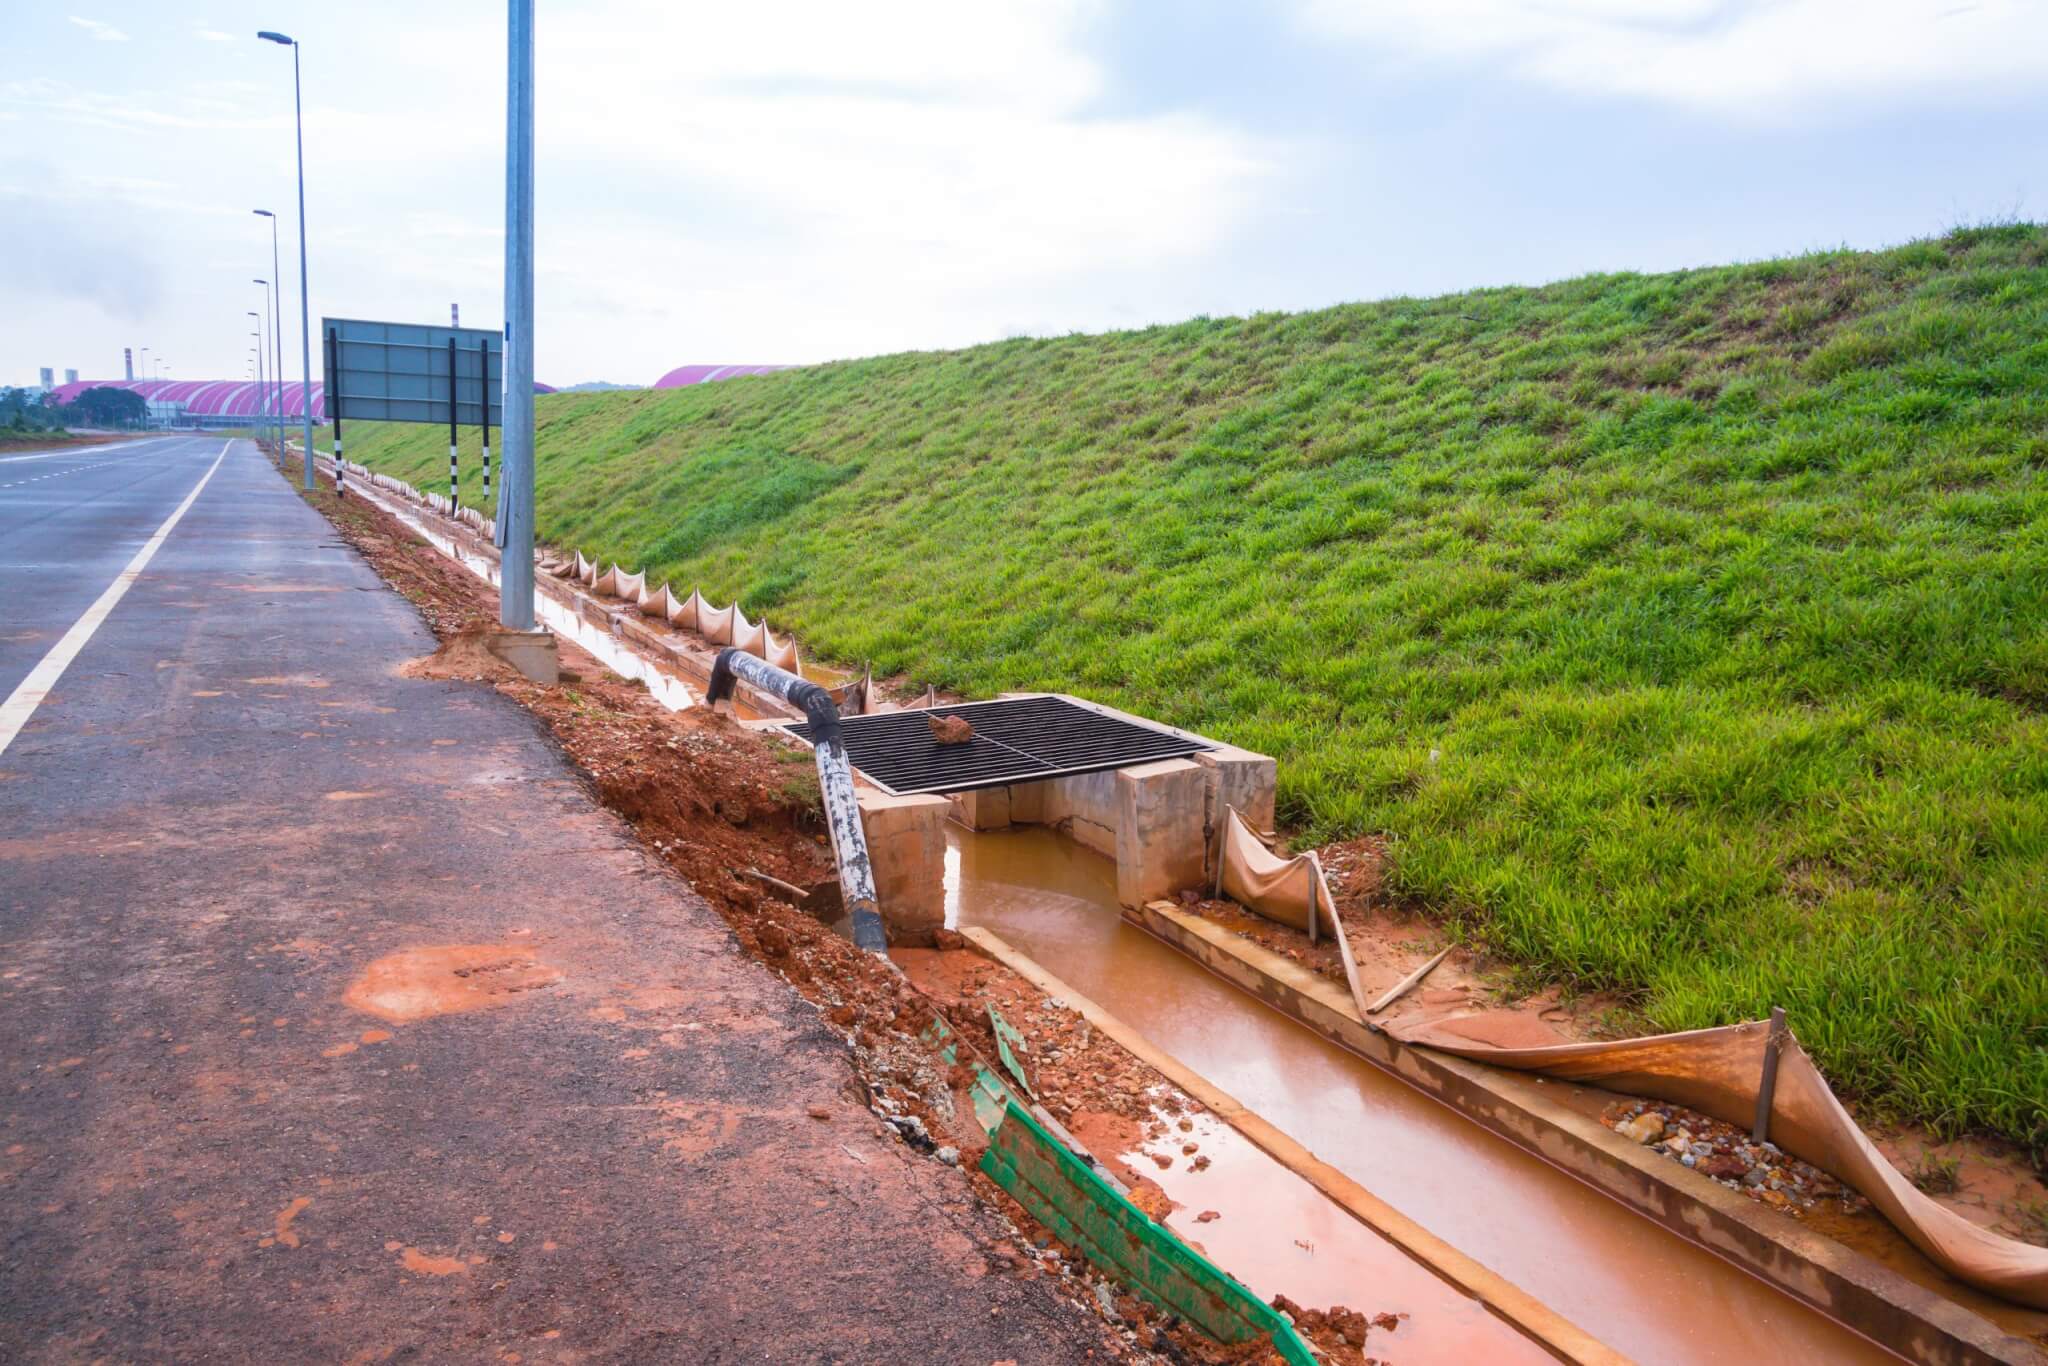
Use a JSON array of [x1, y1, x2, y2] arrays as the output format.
[[530, 1, 1273, 364], [1294, 0, 2048, 118], [68, 16, 128, 43], [194, 29, 235, 43]]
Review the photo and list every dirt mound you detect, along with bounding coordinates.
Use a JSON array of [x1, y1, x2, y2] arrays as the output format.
[[398, 625, 521, 682]]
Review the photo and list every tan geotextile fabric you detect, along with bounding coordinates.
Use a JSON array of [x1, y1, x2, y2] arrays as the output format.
[[1214, 807, 2048, 1308], [638, 583, 677, 618], [1380, 1016, 2048, 1309], [1217, 806, 1321, 935], [731, 610, 765, 657]]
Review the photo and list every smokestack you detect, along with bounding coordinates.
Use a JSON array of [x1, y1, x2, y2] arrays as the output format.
[[124, 347, 134, 381], [64, 369, 78, 385], [452, 303, 460, 328]]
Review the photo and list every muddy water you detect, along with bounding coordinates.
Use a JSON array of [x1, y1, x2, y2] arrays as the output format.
[[944, 825, 1900, 1365]]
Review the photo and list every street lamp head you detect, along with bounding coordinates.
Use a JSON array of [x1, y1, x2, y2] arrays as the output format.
[[253, 209, 274, 219], [256, 31, 293, 45], [248, 311, 260, 318], [254, 278, 267, 286]]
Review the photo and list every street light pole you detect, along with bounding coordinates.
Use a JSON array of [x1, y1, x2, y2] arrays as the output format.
[[258, 31, 315, 490], [501, 0, 536, 631], [253, 284, 272, 450], [248, 312, 266, 442], [255, 212, 284, 458]]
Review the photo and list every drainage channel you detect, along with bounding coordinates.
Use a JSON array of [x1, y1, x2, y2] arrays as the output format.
[[336, 463, 1906, 1360], [938, 823, 1900, 1365]]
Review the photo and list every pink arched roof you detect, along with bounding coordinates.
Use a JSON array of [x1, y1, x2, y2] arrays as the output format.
[[49, 378, 327, 420], [653, 364, 788, 389], [49, 377, 557, 421]]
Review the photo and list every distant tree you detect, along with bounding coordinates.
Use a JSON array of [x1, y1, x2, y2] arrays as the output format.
[[65, 386, 149, 429], [0, 387, 62, 432]]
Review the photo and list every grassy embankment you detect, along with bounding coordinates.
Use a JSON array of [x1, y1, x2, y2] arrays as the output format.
[[342, 225, 2048, 1155]]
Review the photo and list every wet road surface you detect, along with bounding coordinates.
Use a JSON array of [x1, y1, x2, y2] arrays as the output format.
[[0, 439, 1112, 1362]]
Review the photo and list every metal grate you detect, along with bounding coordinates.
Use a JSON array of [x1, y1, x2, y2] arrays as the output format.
[[782, 695, 1211, 796]]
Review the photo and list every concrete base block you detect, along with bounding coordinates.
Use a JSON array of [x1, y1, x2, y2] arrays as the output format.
[[856, 789, 951, 946], [1196, 746, 1278, 882], [949, 786, 1011, 832], [484, 629, 559, 685], [1114, 758, 1208, 909]]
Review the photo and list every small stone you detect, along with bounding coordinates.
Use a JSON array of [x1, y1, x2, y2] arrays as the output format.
[[1698, 1154, 1747, 1181], [1195, 1210, 1220, 1223], [1743, 1167, 1768, 1187], [935, 1146, 960, 1166], [1681, 1153, 1697, 1167], [807, 1105, 832, 1121], [928, 713, 974, 745], [1617, 1113, 1666, 1144]]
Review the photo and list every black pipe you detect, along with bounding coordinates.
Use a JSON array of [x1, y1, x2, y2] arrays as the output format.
[[709, 647, 886, 952]]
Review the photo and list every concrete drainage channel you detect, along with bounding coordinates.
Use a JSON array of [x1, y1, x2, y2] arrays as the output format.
[[317, 452, 2043, 1365]]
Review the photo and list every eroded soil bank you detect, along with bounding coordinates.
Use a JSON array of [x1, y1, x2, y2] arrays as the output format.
[[304, 468, 1430, 1364]]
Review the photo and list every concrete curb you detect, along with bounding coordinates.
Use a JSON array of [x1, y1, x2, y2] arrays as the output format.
[[961, 925, 1622, 1365]]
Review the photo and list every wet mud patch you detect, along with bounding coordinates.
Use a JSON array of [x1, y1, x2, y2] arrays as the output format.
[[343, 944, 563, 1023]]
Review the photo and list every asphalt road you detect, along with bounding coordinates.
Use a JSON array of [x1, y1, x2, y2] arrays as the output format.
[[0, 435, 227, 702], [0, 439, 1109, 1362]]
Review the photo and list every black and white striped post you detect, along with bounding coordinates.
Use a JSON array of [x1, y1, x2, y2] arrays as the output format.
[[478, 336, 491, 510], [326, 325, 345, 498], [446, 335, 459, 510], [708, 648, 887, 953]]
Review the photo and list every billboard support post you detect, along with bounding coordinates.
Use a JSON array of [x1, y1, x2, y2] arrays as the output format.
[[447, 336, 460, 511], [328, 326, 346, 498], [479, 337, 492, 513]]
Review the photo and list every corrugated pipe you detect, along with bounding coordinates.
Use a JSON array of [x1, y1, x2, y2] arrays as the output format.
[[708, 647, 886, 953]]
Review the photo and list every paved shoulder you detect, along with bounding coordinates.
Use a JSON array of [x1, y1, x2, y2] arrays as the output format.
[[0, 442, 1108, 1362]]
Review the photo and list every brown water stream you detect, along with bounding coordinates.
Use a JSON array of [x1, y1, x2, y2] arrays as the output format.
[[943, 823, 1899, 1364]]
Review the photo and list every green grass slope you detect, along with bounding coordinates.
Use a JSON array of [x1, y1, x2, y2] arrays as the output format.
[[343, 225, 2048, 1153]]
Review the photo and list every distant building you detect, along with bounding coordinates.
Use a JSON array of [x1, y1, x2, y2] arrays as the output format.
[[63, 368, 78, 385], [652, 364, 789, 388], [39, 367, 54, 390]]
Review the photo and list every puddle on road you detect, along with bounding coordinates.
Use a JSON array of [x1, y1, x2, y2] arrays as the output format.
[[942, 824, 1897, 1365]]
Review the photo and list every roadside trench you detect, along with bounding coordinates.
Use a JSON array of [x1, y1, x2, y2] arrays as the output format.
[[292, 452, 2046, 1366]]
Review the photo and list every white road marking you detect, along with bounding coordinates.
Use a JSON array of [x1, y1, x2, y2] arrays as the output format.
[[0, 441, 230, 759], [0, 435, 178, 465]]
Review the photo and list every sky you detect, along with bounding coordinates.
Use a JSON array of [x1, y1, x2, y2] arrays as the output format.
[[3, 1, 2044, 389]]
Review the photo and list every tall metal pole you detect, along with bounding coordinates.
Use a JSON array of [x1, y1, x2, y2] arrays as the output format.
[[291, 42, 315, 487], [501, 0, 536, 630], [248, 311, 266, 442], [269, 222, 285, 457], [258, 288, 274, 448]]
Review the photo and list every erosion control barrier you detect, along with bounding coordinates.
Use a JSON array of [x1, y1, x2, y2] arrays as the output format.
[[297, 444, 812, 683], [980, 1098, 1317, 1366], [1212, 802, 2048, 1316], [707, 647, 886, 952], [1380, 1011, 2048, 1312]]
